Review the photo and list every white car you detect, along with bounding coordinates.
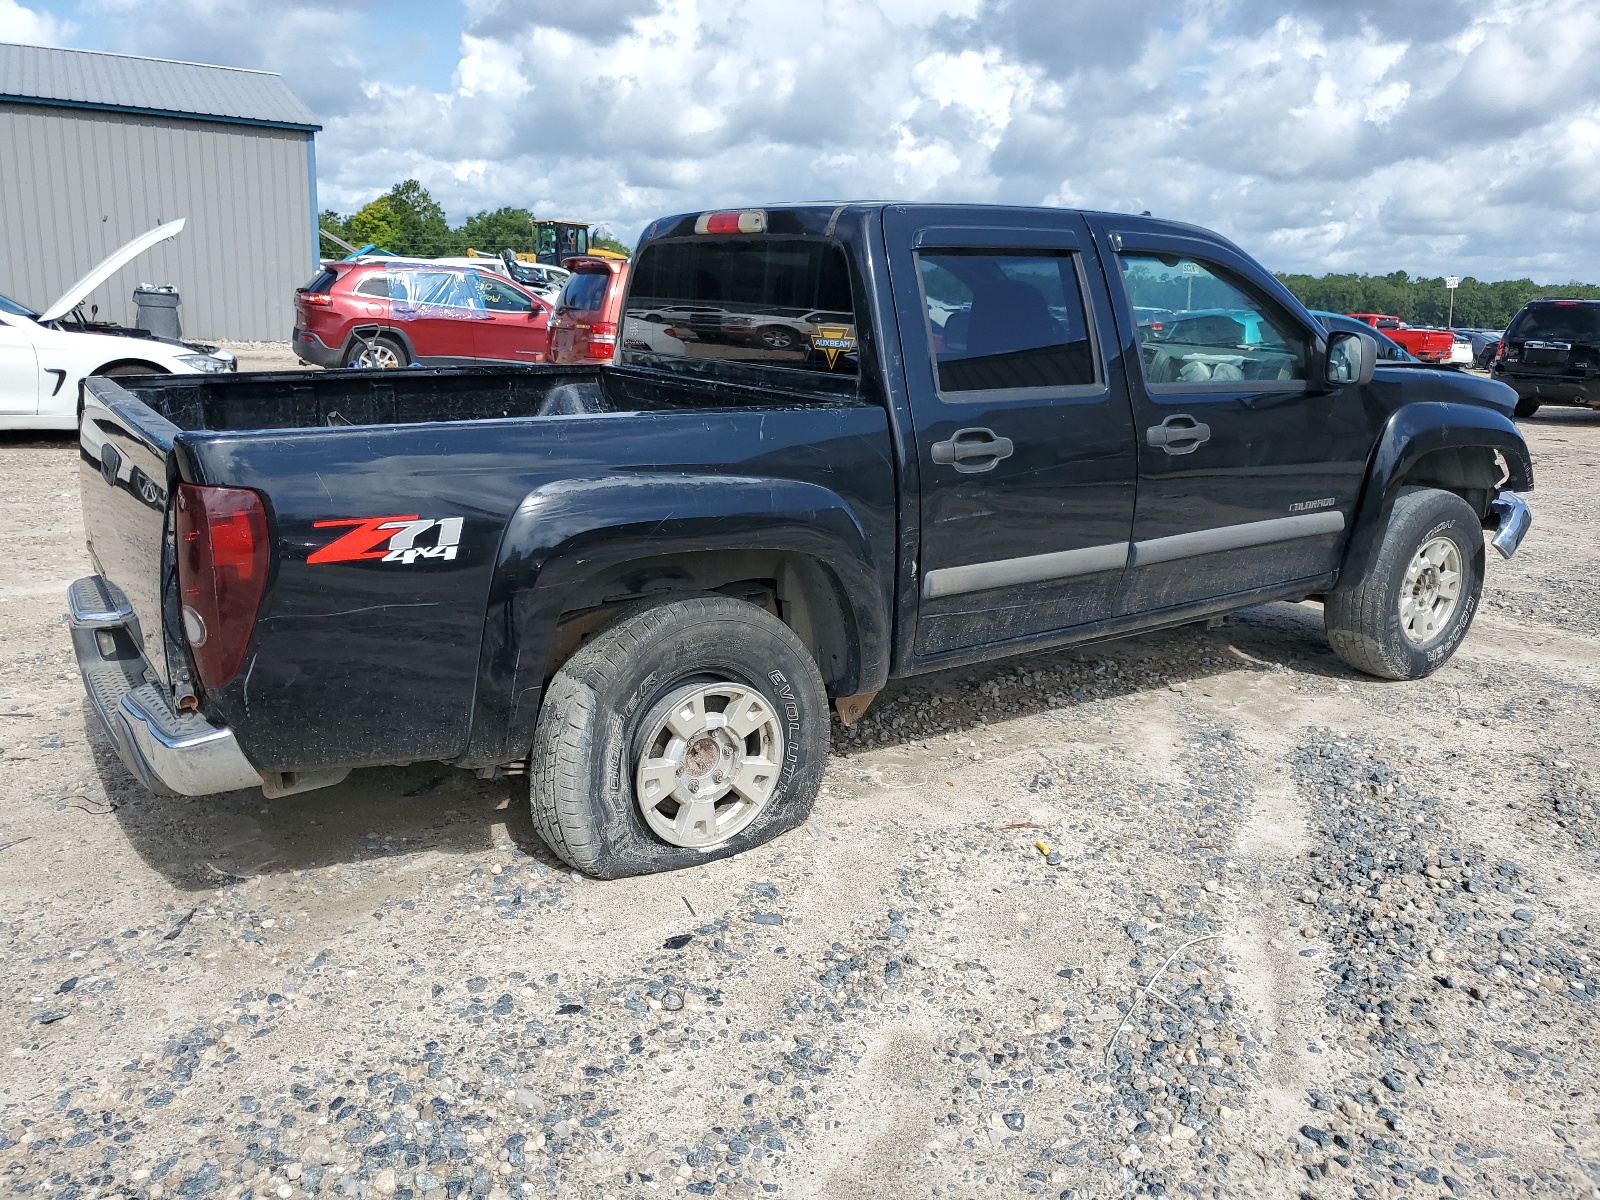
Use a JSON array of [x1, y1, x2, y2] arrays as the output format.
[[0, 219, 235, 431], [621, 314, 689, 355]]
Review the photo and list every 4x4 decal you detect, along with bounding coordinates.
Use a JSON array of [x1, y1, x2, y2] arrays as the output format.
[[308, 515, 464, 565]]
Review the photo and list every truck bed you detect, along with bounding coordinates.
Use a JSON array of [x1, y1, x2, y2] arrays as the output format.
[[108, 361, 861, 432], [76, 363, 897, 782]]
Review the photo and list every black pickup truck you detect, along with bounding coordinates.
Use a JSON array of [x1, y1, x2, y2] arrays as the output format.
[[72, 203, 1533, 878]]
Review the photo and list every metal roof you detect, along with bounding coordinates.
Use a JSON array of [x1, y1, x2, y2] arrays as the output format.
[[0, 41, 320, 131]]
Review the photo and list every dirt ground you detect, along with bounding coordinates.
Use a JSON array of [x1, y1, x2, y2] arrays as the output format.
[[1, 388, 1597, 1200]]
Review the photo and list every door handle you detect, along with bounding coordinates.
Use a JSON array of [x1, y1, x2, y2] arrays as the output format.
[[1146, 414, 1211, 456], [930, 427, 1015, 474]]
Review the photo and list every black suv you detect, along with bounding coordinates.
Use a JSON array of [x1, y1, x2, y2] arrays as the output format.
[[1492, 299, 1600, 417]]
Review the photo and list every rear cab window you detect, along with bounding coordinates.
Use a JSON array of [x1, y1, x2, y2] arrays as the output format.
[[1118, 254, 1309, 388], [303, 268, 337, 295], [622, 233, 861, 390]]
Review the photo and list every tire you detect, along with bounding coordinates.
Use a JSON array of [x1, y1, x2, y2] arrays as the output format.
[[757, 325, 801, 351], [344, 333, 406, 369], [1324, 487, 1485, 681], [528, 595, 829, 879], [1513, 396, 1541, 418]]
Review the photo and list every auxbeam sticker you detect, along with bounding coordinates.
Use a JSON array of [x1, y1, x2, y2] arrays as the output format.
[[308, 515, 464, 565], [810, 324, 857, 369]]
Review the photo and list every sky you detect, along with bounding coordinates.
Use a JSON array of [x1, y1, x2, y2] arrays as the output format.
[[4, 0, 1598, 282]]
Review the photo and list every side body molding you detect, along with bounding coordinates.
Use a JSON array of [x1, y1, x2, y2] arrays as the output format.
[[1342, 401, 1534, 583], [460, 473, 893, 767]]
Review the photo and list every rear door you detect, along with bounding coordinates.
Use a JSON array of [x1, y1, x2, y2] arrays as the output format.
[[388, 269, 478, 362], [1091, 221, 1377, 614], [882, 208, 1138, 657], [548, 268, 612, 363]]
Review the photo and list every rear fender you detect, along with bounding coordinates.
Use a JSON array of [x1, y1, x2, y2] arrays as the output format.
[[343, 325, 416, 363], [1343, 402, 1533, 582], [460, 473, 890, 767]]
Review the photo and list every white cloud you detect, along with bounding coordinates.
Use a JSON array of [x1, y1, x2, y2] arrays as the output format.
[[24, 0, 1600, 280], [0, 0, 75, 45]]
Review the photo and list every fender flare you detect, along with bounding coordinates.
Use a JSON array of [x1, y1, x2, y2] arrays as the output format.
[[342, 325, 416, 364], [1343, 401, 1533, 582], [460, 473, 892, 766]]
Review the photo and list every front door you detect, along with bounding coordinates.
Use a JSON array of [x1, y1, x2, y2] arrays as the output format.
[[1090, 221, 1379, 614], [471, 274, 550, 363], [883, 209, 1139, 658], [0, 316, 40, 416]]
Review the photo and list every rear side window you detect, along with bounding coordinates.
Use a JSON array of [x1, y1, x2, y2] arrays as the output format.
[[916, 252, 1098, 394], [354, 274, 391, 298], [1511, 303, 1600, 342], [558, 270, 611, 313], [625, 238, 858, 376]]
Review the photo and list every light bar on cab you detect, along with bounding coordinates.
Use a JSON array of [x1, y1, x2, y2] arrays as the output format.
[[694, 210, 768, 235]]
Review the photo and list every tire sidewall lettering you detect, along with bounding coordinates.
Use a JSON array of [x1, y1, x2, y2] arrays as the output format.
[[767, 668, 803, 785]]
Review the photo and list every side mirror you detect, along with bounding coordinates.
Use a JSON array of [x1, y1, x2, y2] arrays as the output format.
[[1325, 330, 1377, 387]]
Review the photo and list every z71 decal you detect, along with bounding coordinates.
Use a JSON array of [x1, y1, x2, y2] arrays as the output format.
[[308, 515, 464, 565]]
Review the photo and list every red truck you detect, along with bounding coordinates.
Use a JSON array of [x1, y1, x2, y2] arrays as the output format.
[[1346, 313, 1455, 363]]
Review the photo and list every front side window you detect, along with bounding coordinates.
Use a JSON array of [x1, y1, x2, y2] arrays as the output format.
[[624, 238, 859, 376], [1119, 254, 1308, 387], [481, 276, 535, 313], [917, 251, 1097, 394]]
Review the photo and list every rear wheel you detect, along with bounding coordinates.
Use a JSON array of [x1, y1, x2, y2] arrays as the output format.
[[345, 334, 405, 369], [528, 595, 828, 878], [1324, 487, 1485, 680], [1513, 396, 1541, 418]]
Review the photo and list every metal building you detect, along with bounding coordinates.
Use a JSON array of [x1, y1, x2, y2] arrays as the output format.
[[0, 42, 320, 342]]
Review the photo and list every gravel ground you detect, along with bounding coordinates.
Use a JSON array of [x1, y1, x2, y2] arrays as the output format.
[[1, 408, 1597, 1200]]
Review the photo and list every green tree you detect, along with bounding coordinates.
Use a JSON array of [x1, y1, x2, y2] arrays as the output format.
[[346, 180, 458, 256], [1275, 271, 1600, 330], [458, 207, 539, 255], [324, 181, 640, 262]]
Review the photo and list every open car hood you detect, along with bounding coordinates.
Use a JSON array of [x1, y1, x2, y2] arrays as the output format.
[[37, 218, 186, 324]]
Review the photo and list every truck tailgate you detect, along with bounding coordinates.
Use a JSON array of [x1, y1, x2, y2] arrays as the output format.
[[78, 378, 179, 682]]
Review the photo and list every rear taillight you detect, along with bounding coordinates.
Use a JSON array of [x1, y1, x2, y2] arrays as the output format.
[[586, 321, 618, 359], [1493, 340, 1506, 364], [297, 290, 333, 307], [175, 484, 270, 690]]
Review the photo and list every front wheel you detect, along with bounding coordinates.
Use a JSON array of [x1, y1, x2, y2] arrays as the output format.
[[527, 595, 829, 878], [1324, 487, 1485, 680]]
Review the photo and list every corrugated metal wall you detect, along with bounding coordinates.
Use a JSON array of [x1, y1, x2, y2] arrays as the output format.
[[0, 102, 314, 342]]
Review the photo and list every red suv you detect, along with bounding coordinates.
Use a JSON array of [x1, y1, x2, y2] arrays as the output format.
[[547, 257, 627, 364], [293, 261, 552, 368]]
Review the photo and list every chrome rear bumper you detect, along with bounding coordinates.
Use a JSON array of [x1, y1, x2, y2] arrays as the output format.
[[69, 575, 262, 797], [1490, 489, 1532, 561]]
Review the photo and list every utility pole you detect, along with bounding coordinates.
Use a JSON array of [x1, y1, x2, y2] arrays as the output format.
[[1445, 275, 1460, 328]]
